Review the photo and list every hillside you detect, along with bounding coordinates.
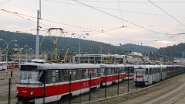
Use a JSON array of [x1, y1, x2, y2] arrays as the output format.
[[118, 43, 158, 54], [155, 43, 185, 59], [0, 30, 126, 55], [0, 30, 165, 58]]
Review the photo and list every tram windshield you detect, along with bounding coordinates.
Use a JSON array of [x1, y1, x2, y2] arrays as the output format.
[[19, 65, 43, 84], [19, 71, 42, 84]]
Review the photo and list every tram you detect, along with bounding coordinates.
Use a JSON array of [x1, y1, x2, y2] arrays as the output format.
[[16, 63, 135, 104], [100, 64, 134, 86], [0, 62, 6, 70], [16, 63, 101, 104], [134, 65, 184, 86]]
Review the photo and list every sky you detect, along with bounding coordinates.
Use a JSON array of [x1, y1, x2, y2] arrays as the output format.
[[0, 0, 185, 48]]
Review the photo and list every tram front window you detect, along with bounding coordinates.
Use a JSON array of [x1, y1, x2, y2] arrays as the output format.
[[20, 71, 41, 84]]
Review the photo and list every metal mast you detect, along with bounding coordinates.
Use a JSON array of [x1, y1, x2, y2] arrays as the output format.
[[35, 0, 41, 59]]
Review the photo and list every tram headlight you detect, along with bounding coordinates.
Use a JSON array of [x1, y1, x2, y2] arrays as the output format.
[[16, 91, 19, 95], [30, 91, 34, 96]]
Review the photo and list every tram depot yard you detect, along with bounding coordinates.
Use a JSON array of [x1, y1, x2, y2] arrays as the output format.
[[0, 62, 185, 104]]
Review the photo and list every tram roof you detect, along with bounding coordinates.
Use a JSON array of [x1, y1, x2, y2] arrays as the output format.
[[134, 65, 168, 69], [21, 63, 100, 70], [100, 64, 134, 68], [134, 64, 183, 69]]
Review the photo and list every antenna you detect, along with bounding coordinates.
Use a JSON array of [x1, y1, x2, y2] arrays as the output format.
[[35, 0, 41, 59]]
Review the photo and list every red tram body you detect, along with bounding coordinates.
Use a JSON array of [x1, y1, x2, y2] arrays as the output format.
[[16, 63, 134, 104], [100, 64, 134, 86]]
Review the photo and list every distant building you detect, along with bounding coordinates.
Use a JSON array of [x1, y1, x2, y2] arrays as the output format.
[[0, 48, 47, 62], [127, 51, 144, 64], [174, 58, 185, 65], [73, 54, 127, 64], [0, 48, 5, 61], [11, 52, 47, 63]]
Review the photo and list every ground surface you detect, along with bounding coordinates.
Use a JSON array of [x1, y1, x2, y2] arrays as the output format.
[[95, 74, 185, 104]]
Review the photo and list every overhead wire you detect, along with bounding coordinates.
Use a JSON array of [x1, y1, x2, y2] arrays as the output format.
[[0, 7, 162, 47], [71, 0, 176, 47], [0, 0, 11, 5], [71, 0, 165, 36], [44, 0, 185, 19], [148, 0, 185, 28], [1, 8, 128, 36], [1, 9, 53, 29], [117, 0, 125, 25], [1, 8, 98, 33], [1, 2, 179, 47], [68, 0, 185, 4]]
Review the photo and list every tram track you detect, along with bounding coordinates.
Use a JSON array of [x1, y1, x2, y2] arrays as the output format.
[[147, 81, 185, 104], [114, 74, 185, 104], [169, 94, 185, 104]]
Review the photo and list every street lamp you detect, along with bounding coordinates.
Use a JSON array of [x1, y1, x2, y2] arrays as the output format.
[[0, 39, 17, 76], [14, 44, 24, 67]]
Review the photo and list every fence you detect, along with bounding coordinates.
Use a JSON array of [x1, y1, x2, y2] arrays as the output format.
[[0, 69, 19, 104]]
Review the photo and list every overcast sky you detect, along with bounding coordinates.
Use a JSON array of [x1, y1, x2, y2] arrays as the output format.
[[0, 0, 185, 48]]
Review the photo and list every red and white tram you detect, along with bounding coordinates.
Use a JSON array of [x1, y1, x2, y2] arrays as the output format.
[[134, 65, 184, 86], [100, 64, 134, 86], [0, 62, 6, 70], [16, 63, 101, 104]]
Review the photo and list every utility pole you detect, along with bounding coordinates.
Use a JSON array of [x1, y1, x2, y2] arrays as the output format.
[[35, 0, 41, 59], [100, 45, 103, 63]]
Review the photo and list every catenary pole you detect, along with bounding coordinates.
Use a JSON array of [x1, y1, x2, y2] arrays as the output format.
[[35, 0, 41, 59]]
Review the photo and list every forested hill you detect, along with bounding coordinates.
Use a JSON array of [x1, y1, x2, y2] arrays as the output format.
[[0, 30, 125, 54], [155, 43, 185, 59], [0, 30, 159, 55], [118, 43, 158, 54]]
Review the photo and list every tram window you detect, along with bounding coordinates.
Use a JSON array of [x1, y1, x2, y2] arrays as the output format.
[[104, 69, 108, 75], [114, 68, 119, 74], [70, 70, 76, 81], [120, 68, 125, 73], [44, 70, 57, 83], [108, 68, 112, 75], [125, 67, 129, 74], [89, 69, 94, 77], [111, 68, 115, 74], [151, 69, 153, 74], [63, 70, 69, 81], [81, 69, 88, 79], [97, 68, 101, 77], [95, 68, 101, 77], [155, 69, 157, 73], [91, 69, 98, 78], [106, 68, 110, 75], [75, 69, 81, 80], [58, 70, 63, 82], [146, 68, 148, 74], [89, 69, 93, 77], [130, 67, 134, 73], [44, 70, 52, 84], [152, 69, 155, 74], [20, 71, 39, 84], [155, 68, 158, 73]]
